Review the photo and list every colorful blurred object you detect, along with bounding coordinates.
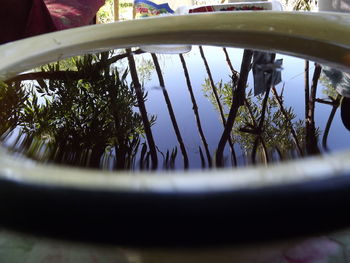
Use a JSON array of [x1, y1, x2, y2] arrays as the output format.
[[44, 0, 105, 30], [0, 0, 105, 44], [134, 0, 174, 18]]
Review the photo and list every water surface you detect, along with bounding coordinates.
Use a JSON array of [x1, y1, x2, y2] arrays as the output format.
[[1, 46, 349, 171]]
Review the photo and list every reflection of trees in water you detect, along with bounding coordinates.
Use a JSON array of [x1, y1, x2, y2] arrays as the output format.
[[316, 67, 350, 151], [303, 63, 348, 154], [126, 49, 158, 169], [214, 49, 253, 167], [0, 81, 28, 137], [1, 51, 155, 170], [305, 63, 322, 155], [151, 53, 189, 169], [206, 57, 347, 166], [179, 54, 212, 168], [204, 51, 309, 166], [205, 81, 305, 165], [1, 47, 347, 171], [200, 46, 237, 166]]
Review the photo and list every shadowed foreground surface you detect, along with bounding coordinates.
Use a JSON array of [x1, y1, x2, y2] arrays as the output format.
[[1, 229, 350, 263]]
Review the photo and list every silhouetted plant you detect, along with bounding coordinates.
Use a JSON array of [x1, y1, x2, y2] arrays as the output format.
[[1, 52, 154, 170], [200, 46, 237, 166], [204, 75, 306, 165], [0, 81, 28, 137]]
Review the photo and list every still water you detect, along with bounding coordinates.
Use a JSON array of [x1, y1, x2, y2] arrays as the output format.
[[1, 46, 349, 171]]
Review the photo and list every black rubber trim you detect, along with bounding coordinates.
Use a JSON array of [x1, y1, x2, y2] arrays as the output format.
[[0, 173, 350, 247]]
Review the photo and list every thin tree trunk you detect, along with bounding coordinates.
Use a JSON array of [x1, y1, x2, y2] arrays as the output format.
[[309, 65, 321, 115], [304, 60, 310, 121], [199, 46, 237, 166], [127, 49, 158, 169], [199, 46, 226, 124], [242, 97, 271, 164], [151, 53, 189, 169], [305, 63, 322, 155], [179, 54, 212, 167], [216, 49, 253, 167], [322, 95, 341, 152], [222, 47, 239, 83], [250, 53, 281, 163], [251, 83, 271, 164]]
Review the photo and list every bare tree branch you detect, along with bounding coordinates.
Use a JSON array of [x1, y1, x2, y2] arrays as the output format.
[[151, 53, 189, 169], [179, 54, 212, 167], [200, 46, 237, 166], [271, 86, 304, 156], [127, 49, 158, 169], [216, 49, 253, 167]]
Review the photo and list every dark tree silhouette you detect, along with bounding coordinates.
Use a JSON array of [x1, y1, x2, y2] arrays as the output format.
[[1, 52, 152, 170], [200, 46, 237, 166], [179, 54, 212, 168], [151, 53, 189, 169]]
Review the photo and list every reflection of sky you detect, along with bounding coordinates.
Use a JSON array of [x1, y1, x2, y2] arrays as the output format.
[[136, 45, 350, 168]]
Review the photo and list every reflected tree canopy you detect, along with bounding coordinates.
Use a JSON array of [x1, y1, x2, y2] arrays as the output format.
[[1, 51, 154, 170]]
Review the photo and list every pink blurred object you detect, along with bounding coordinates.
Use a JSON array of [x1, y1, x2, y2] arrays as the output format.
[[44, 0, 105, 30], [0, 0, 105, 44]]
